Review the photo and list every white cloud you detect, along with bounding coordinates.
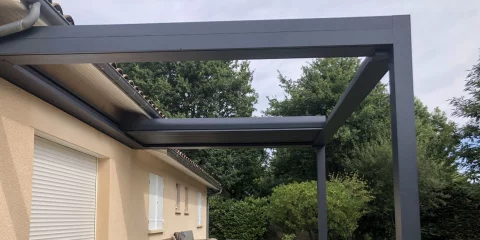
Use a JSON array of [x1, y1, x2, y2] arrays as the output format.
[[56, 0, 480, 123]]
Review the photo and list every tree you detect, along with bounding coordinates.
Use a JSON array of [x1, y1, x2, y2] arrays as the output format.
[[119, 61, 267, 199], [421, 183, 480, 240], [450, 53, 480, 181], [268, 177, 372, 240], [119, 61, 257, 118], [348, 100, 461, 239], [266, 58, 390, 183]]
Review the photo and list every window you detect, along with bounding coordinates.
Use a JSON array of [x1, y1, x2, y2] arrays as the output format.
[[197, 192, 203, 226], [149, 173, 164, 230], [176, 184, 180, 211], [30, 137, 97, 239], [185, 187, 189, 212]]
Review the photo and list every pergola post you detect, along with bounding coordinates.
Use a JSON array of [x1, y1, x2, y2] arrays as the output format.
[[389, 16, 421, 239], [316, 146, 328, 239]]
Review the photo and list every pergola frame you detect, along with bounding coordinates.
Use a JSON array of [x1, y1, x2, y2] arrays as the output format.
[[0, 15, 420, 239]]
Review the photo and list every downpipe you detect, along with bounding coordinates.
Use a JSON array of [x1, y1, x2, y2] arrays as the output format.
[[0, 1, 41, 37]]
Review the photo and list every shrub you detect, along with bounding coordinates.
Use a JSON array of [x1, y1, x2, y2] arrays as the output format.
[[209, 196, 268, 240], [282, 233, 296, 240], [268, 176, 373, 240]]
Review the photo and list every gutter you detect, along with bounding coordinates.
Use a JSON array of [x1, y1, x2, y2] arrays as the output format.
[[38, 0, 161, 119], [0, 1, 41, 37]]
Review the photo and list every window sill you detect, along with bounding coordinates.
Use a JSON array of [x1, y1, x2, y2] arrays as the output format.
[[184, 211, 189, 215], [148, 229, 164, 235], [197, 225, 203, 229]]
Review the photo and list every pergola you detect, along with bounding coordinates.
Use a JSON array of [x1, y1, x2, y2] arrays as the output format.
[[0, 14, 420, 239]]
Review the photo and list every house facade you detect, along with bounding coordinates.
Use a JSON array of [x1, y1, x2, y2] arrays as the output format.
[[0, 1, 220, 240]]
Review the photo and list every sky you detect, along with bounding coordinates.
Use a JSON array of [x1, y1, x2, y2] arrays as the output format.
[[56, 0, 480, 124]]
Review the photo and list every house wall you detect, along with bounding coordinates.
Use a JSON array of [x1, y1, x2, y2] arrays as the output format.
[[0, 77, 208, 240]]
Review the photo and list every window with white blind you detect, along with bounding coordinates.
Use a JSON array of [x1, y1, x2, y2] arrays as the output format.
[[149, 173, 164, 230], [185, 187, 189, 212], [175, 184, 180, 211], [197, 192, 203, 226], [30, 137, 97, 240]]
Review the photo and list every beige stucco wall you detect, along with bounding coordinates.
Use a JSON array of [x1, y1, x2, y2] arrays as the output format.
[[0, 77, 208, 240]]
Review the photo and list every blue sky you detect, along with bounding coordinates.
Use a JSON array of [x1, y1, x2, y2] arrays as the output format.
[[56, 0, 480, 124]]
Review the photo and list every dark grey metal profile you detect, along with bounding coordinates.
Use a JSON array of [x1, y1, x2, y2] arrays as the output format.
[[389, 16, 421, 239], [123, 116, 325, 148], [316, 146, 328, 239], [0, 16, 395, 64], [122, 116, 326, 131]]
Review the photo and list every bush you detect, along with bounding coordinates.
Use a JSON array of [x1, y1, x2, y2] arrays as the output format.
[[209, 196, 268, 240], [282, 233, 296, 240], [268, 176, 372, 240]]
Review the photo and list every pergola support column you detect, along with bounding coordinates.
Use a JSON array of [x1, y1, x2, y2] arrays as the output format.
[[316, 146, 328, 240], [389, 16, 421, 240]]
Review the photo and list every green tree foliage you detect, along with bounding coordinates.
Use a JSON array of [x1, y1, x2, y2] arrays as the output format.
[[348, 104, 461, 238], [180, 148, 269, 199], [119, 61, 257, 118], [268, 177, 373, 240], [209, 196, 268, 240], [266, 58, 390, 182], [267, 57, 469, 239], [450, 53, 480, 181], [119, 61, 267, 199], [421, 183, 480, 240]]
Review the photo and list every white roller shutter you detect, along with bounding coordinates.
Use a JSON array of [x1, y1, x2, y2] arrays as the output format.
[[30, 137, 97, 240], [197, 192, 202, 225], [148, 173, 157, 230], [156, 176, 164, 230], [148, 173, 164, 230]]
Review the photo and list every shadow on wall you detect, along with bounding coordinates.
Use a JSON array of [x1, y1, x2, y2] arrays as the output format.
[[0, 116, 34, 240]]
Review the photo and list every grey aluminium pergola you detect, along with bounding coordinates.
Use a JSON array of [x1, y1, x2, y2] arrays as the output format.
[[0, 15, 420, 239]]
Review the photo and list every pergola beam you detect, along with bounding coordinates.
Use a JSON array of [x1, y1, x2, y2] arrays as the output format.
[[314, 53, 389, 146], [0, 16, 395, 64], [122, 116, 325, 148]]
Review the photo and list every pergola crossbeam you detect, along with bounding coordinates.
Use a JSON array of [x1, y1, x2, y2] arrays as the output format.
[[123, 116, 326, 148]]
